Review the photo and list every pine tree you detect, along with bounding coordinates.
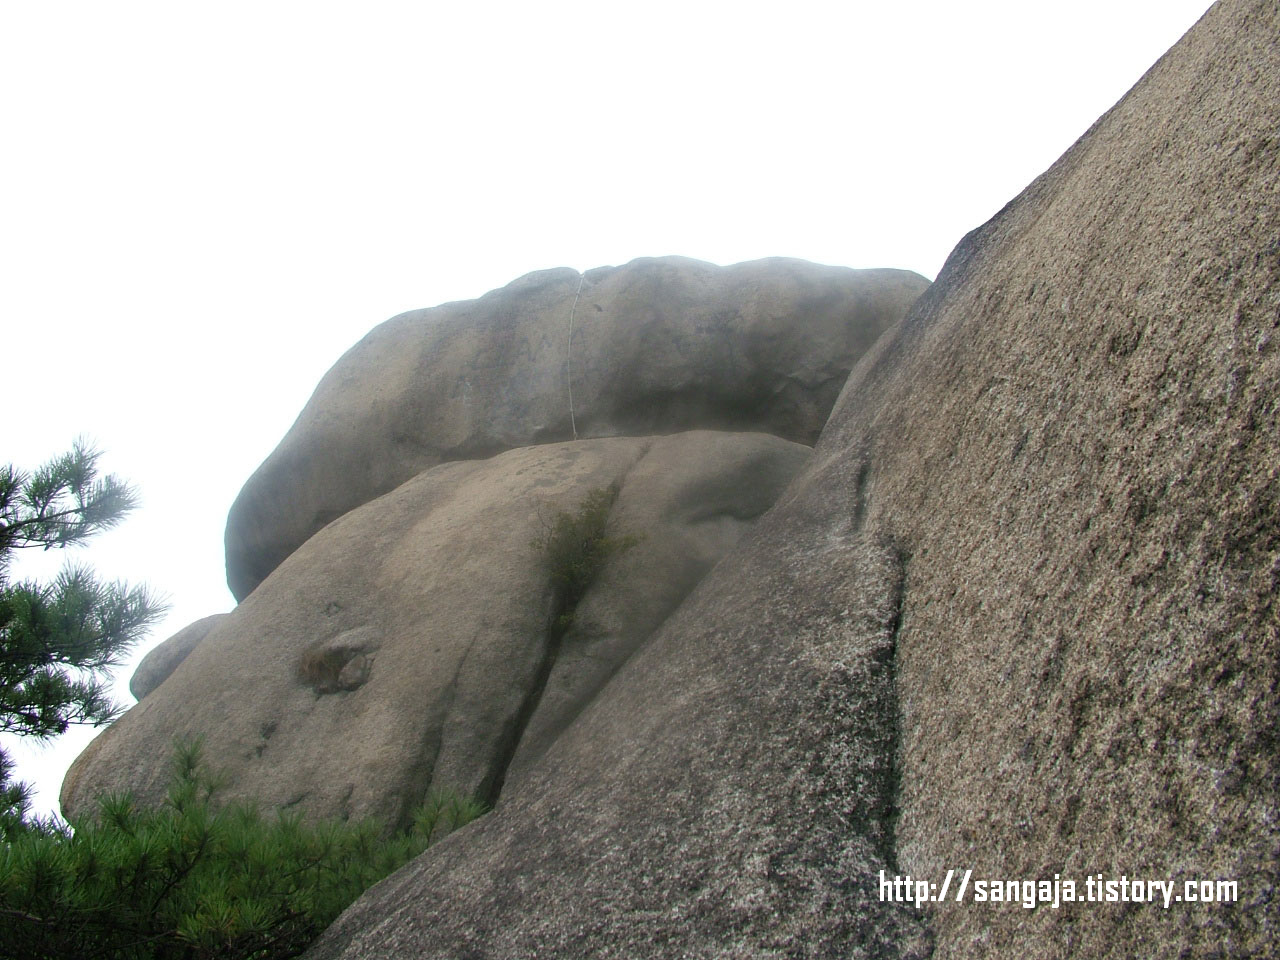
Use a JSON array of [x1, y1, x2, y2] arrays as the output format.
[[0, 445, 489, 958], [0, 738, 486, 959], [0, 441, 165, 836]]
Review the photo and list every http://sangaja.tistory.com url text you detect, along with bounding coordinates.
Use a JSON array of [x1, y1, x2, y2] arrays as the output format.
[[879, 870, 1238, 910]]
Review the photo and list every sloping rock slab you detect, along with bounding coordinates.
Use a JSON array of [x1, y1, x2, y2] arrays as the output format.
[[305, 524, 931, 959], [224, 257, 927, 599], [818, 1, 1279, 953], [305, 1, 1277, 956], [63, 432, 809, 828]]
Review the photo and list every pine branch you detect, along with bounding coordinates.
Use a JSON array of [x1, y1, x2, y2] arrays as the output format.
[[0, 441, 141, 553], [0, 444, 165, 837]]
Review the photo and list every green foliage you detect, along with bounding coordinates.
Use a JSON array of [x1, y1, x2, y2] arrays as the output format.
[[0, 441, 142, 558], [0, 446, 486, 957], [534, 484, 639, 632], [0, 750, 38, 841], [0, 442, 166, 838], [411, 790, 488, 845], [0, 739, 486, 959]]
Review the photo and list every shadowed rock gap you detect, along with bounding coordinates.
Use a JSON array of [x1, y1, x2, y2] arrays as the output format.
[[881, 540, 907, 874], [398, 635, 474, 831], [484, 482, 639, 808]]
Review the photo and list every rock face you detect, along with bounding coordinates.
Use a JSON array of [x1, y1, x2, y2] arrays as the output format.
[[63, 432, 811, 827], [301, 1, 1277, 957], [224, 258, 929, 600], [306, 526, 933, 959]]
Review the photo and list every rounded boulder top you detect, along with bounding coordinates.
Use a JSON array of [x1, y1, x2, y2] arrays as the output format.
[[223, 256, 928, 600]]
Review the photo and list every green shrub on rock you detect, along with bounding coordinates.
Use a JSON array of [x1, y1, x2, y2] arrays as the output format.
[[0, 740, 484, 959], [535, 484, 639, 632]]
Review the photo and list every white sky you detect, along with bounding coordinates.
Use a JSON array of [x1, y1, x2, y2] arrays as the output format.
[[3, 0, 1213, 819]]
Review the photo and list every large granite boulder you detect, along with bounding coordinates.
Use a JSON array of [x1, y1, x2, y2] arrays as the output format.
[[224, 258, 928, 600], [63, 432, 810, 827], [303, 505, 932, 960], [304, 1, 1278, 956]]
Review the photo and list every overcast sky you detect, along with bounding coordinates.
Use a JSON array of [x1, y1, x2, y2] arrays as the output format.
[[3, 0, 1213, 818]]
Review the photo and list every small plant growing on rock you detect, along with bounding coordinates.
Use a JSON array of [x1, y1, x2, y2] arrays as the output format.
[[535, 484, 640, 632], [412, 789, 488, 844]]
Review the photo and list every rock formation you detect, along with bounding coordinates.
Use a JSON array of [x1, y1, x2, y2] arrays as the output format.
[[296, 0, 1274, 956], [65, 432, 813, 826], [63, 0, 1279, 955], [70, 259, 924, 828], [223, 257, 928, 600]]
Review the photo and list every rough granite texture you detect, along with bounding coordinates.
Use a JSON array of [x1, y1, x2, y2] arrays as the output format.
[[302, 0, 1277, 956], [829, 0, 1280, 953], [64, 432, 810, 828], [223, 257, 928, 599], [304, 524, 932, 960]]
